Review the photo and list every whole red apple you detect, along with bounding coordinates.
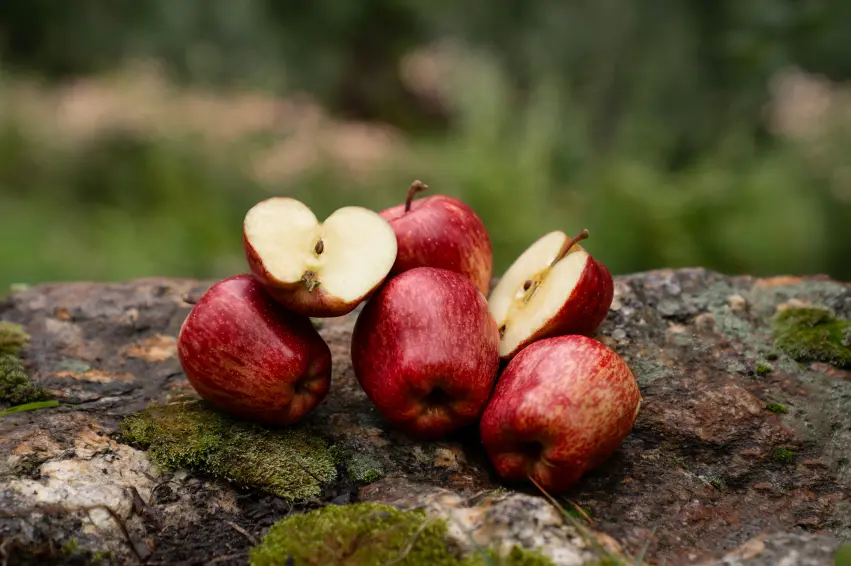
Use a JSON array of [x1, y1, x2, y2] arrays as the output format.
[[351, 267, 500, 440], [488, 229, 613, 361], [479, 334, 641, 493], [177, 274, 332, 426], [379, 181, 493, 295]]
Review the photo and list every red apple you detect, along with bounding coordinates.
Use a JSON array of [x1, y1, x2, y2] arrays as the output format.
[[479, 334, 641, 493], [177, 274, 332, 426], [351, 267, 500, 440], [244, 197, 398, 317], [488, 228, 613, 361], [379, 181, 493, 295]]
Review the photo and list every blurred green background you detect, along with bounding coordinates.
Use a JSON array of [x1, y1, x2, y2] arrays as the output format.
[[2, 0, 851, 290]]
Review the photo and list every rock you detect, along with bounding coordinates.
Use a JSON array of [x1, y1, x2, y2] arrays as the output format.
[[1, 269, 850, 565]]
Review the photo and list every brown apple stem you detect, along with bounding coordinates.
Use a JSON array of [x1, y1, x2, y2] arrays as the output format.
[[314, 239, 324, 255], [404, 180, 429, 213], [550, 229, 589, 267]]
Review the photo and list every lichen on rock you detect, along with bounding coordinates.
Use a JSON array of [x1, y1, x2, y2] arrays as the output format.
[[119, 400, 338, 501], [0, 321, 48, 405], [772, 307, 851, 368], [248, 502, 555, 566]]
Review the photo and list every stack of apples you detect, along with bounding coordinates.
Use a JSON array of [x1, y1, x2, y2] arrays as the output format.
[[178, 181, 642, 494]]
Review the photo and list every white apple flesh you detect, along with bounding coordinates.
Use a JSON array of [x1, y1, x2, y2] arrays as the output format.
[[243, 197, 398, 318], [488, 229, 613, 361]]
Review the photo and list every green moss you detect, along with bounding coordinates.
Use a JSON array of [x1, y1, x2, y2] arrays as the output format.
[[120, 401, 338, 501], [772, 307, 851, 368], [0, 322, 29, 356], [0, 353, 48, 405], [773, 447, 797, 464], [765, 402, 788, 414], [754, 361, 773, 376], [345, 452, 385, 484], [61, 538, 79, 556], [248, 503, 556, 566], [0, 323, 48, 405]]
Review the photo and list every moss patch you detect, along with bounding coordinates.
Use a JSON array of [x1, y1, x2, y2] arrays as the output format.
[[345, 452, 385, 484], [773, 447, 797, 464], [0, 323, 48, 405], [120, 401, 338, 501], [754, 361, 773, 376], [772, 307, 851, 368], [765, 402, 788, 414], [0, 322, 29, 356], [248, 503, 555, 566]]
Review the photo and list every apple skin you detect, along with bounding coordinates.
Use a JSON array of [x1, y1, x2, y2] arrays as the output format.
[[177, 274, 332, 426], [380, 194, 493, 296], [480, 334, 641, 493], [243, 234, 385, 318], [351, 267, 500, 440], [502, 253, 613, 362]]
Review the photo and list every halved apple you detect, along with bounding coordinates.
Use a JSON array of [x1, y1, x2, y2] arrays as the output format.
[[243, 197, 398, 317], [488, 229, 613, 361]]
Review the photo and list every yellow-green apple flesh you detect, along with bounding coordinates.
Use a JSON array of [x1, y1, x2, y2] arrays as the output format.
[[479, 334, 641, 493], [488, 229, 613, 361], [379, 181, 493, 295], [351, 267, 500, 440], [177, 274, 332, 426], [244, 197, 397, 317]]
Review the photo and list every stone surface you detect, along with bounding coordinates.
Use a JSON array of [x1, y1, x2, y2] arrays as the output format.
[[0, 269, 849, 565]]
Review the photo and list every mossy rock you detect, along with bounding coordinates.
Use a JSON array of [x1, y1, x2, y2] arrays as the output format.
[[772, 307, 851, 368], [0, 322, 48, 405], [120, 401, 338, 501], [248, 503, 554, 566]]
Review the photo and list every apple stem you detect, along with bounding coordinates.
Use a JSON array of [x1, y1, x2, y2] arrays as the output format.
[[404, 180, 429, 213], [551, 229, 589, 266], [314, 239, 324, 255]]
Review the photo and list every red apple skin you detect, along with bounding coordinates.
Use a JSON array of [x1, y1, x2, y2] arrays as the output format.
[[243, 233, 384, 318], [480, 334, 641, 493], [351, 267, 500, 440], [502, 254, 614, 361], [177, 274, 332, 426], [380, 194, 493, 296]]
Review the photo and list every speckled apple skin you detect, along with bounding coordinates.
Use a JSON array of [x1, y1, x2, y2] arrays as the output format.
[[178, 274, 332, 426], [480, 334, 641, 493], [351, 267, 500, 440], [380, 195, 493, 296], [243, 233, 385, 318], [502, 255, 614, 362]]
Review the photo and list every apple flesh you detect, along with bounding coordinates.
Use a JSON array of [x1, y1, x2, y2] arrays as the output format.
[[479, 334, 641, 493], [380, 181, 493, 295], [351, 266, 500, 440], [177, 274, 332, 426], [488, 229, 613, 361], [244, 197, 398, 317]]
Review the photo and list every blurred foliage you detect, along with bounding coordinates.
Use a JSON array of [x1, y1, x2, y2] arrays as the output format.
[[1, 0, 851, 289]]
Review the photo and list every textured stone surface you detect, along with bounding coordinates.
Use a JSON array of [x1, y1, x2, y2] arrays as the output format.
[[1, 269, 849, 565]]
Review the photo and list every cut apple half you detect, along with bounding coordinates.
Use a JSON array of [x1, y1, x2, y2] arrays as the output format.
[[243, 197, 398, 317], [488, 229, 613, 361]]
